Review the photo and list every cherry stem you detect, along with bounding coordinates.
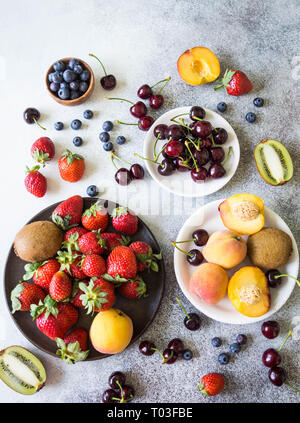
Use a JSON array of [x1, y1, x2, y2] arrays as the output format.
[[177, 118, 193, 131], [186, 136, 199, 151], [173, 239, 195, 244], [191, 116, 203, 122], [157, 76, 171, 94], [110, 152, 119, 170], [171, 112, 189, 120], [275, 274, 300, 287], [107, 97, 134, 105], [115, 120, 137, 126], [176, 296, 190, 319], [111, 151, 132, 167], [278, 329, 292, 352], [33, 117, 46, 130], [151, 347, 165, 363], [89, 53, 107, 76], [210, 134, 216, 147], [171, 241, 193, 258], [134, 153, 163, 166], [153, 134, 161, 160], [222, 146, 233, 166], [185, 141, 199, 172], [285, 382, 300, 393], [151, 76, 171, 90], [154, 144, 167, 162]]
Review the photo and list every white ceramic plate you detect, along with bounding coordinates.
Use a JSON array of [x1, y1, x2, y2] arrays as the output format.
[[174, 199, 299, 324], [143, 106, 240, 198]]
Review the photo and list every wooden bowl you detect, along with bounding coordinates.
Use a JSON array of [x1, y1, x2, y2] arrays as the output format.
[[45, 57, 95, 106]]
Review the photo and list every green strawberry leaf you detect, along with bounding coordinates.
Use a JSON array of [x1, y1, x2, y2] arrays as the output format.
[[102, 273, 128, 283], [55, 338, 89, 364], [10, 283, 24, 314]]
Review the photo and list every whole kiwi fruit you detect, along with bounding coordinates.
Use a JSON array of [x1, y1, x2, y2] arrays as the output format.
[[247, 227, 292, 269]]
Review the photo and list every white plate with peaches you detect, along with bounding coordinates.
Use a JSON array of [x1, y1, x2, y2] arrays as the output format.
[[173, 194, 299, 324]]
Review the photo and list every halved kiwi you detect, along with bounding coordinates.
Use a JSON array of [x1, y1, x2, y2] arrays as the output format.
[[254, 139, 293, 186], [0, 346, 46, 395]]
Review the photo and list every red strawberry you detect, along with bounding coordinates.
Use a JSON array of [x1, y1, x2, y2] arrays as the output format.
[[63, 227, 88, 251], [56, 302, 79, 334], [11, 282, 45, 313], [118, 276, 147, 299], [57, 250, 86, 279], [58, 150, 85, 182], [52, 195, 83, 230], [111, 207, 138, 235], [49, 271, 72, 301], [56, 328, 89, 364], [81, 202, 109, 231], [106, 246, 137, 280], [129, 241, 162, 272], [215, 69, 253, 96], [101, 233, 130, 253], [23, 259, 60, 291], [78, 230, 107, 255], [71, 280, 88, 308], [24, 165, 47, 198], [31, 137, 55, 166], [198, 373, 225, 397], [81, 254, 106, 278], [79, 278, 116, 314]]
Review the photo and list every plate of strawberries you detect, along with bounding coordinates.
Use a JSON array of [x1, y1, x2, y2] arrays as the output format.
[[4, 195, 165, 361]]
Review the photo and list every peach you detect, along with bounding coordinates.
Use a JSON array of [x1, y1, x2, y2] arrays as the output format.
[[189, 263, 228, 304], [202, 230, 247, 269], [177, 47, 220, 85], [90, 308, 133, 355]]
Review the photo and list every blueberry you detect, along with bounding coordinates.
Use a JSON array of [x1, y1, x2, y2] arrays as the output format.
[[71, 119, 82, 130], [63, 69, 76, 83], [103, 141, 113, 151], [54, 122, 64, 131], [73, 136, 83, 147], [183, 349, 193, 360], [116, 135, 126, 145], [230, 343, 241, 354], [87, 185, 99, 197], [69, 58, 80, 70], [211, 337, 222, 348], [83, 110, 93, 119], [102, 121, 113, 132], [48, 72, 55, 82], [79, 82, 89, 93], [80, 70, 90, 81], [245, 112, 256, 123], [253, 97, 264, 107], [69, 80, 80, 91], [217, 102, 227, 113], [58, 87, 70, 100], [60, 82, 69, 89], [70, 90, 80, 100], [99, 132, 110, 142], [73, 64, 83, 74], [236, 334, 247, 345], [53, 61, 66, 72], [52, 71, 63, 84], [49, 82, 60, 92], [218, 353, 230, 365]]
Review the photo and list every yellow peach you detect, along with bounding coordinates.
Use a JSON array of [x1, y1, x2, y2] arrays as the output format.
[[177, 47, 220, 85], [189, 263, 228, 304]]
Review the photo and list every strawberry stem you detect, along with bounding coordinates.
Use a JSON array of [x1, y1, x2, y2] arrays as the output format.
[[89, 53, 107, 76], [176, 296, 190, 319]]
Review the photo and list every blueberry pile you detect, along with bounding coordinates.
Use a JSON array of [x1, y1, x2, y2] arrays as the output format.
[[48, 58, 91, 101], [210, 333, 248, 365], [216, 97, 264, 123], [99, 120, 127, 152]]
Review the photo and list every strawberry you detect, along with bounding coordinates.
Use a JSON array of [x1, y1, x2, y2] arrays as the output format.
[[129, 241, 162, 272], [63, 227, 88, 251], [52, 195, 83, 230], [106, 246, 137, 280], [198, 373, 225, 397], [81, 254, 106, 278], [24, 165, 47, 198], [11, 282, 45, 313], [31, 137, 55, 166], [56, 302, 78, 334], [117, 276, 147, 299], [71, 280, 88, 308], [101, 233, 130, 253], [79, 278, 116, 314], [49, 271, 72, 301], [56, 328, 89, 364], [111, 207, 138, 235], [81, 202, 109, 231], [57, 250, 86, 279], [214, 69, 253, 96], [58, 150, 85, 182], [23, 259, 60, 291], [78, 230, 107, 255]]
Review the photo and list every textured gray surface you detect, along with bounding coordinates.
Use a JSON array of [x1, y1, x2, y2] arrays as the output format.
[[0, 0, 299, 403]]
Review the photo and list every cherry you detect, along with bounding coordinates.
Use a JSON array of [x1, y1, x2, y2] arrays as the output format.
[[163, 348, 177, 364], [150, 94, 164, 109], [194, 148, 210, 166], [190, 106, 206, 121], [212, 128, 228, 145], [168, 338, 184, 357], [139, 340, 156, 356], [157, 159, 175, 176], [153, 124, 168, 139], [187, 249, 204, 265], [107, 97, 147, 118], [137, 84, 152, 99], [138, 116, 154, 131], [89, 54, 116, 90], [208, 163, 226, 179], [210, 147, 225, 162], [165, 124, 184, 140], [130, 164, 144, 180], [162, 144, 172, 159], [194, 121, 212, 138], [102, 389, 118, 403], [192, 229, 209, 246], [176, 296, 201, 331], [261, 321, 280, 339], [262, 349, 281, 368], [115, 168, 132, 185], [165, 140, 184, 157], [109, 371, 126, 389], [191, 167, 208, 182], [174, 157, 192, 172], [117, 385, 135, 402], [201, 137, 212, 149], [189, 122, 197, 136], [23, 108, 46, 130], [265, 269, 300, 288], [268, 366, 286, 387]]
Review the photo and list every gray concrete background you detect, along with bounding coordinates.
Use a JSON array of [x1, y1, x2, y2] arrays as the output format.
[[0, 0, 299, 403]]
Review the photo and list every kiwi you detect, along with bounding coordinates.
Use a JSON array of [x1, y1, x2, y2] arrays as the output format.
[[247, 227, 293, 269], [0, 346, 46, 395], [254, 139, 293, 186], [14, 221, 63, 262]]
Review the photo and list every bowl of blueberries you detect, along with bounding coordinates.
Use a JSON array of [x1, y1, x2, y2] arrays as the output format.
[[46, 57, 95, 105]]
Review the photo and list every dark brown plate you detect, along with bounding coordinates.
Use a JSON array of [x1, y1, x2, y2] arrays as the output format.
[[4, 197, 165, 360]]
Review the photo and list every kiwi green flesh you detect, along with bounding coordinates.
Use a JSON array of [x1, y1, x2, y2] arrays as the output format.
[[0, 346, 46, 395], [255, 140, 293, 185]]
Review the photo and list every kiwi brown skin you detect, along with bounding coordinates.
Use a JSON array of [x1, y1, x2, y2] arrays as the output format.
[[14, 221, 63, 262], [247, 227, 293, 269]]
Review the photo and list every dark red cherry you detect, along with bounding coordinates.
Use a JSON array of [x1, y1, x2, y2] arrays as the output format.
[[268, 366, 286, 387], [168, 338, 184, 356], [194, 148, 210, 166], [265, 269, 282, 288], [201, 137, 212, 149], [175, 157, 192, 172], [163, 348, 177, 364], [192, 229, 209, 246], [130, 101, 147, 118], [117, 385, 135, 402], [109, 371, 126, 389], [165, 124, 184, 140], [190, 106, 206, 121], [212, 128, 228, 145], [184, 313, 200, 331], [261, 321, 280, 339], [137, 84, 152, 99], [138, 116, 154, 131], [115, 168, 132, 185], [210, 147, 225, 162], [153, 124, 168, 140], [209, 163, 226, 179], [191, 167, 208, 182], [262, 349, 282, 368], [139, 340, 156, 356], [157, 159, 175, 176], [187, 249, 204, 265], [165, 140, 184, 157], [102, 389, 118, 403], [101, 75, 117, 90], [150, 94, 164, 109], [194, 121, 212, 138], [23, 107, 40, 124], [130, 164, 144, 179]]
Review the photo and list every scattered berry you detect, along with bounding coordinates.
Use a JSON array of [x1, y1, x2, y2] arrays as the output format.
[[230, 343, 241, 354], [211, 337, 222, 348], [86, 185, 99, 197], [89, 53, 117, 90], [103, 141, 113, 151], [176, 296, 200, 331], [99, 132, 110, 143], [73, 136, 83, 147], [218, 353, 230, 365], [116, 135, 126, 145], [71, 119, 82, 130], [139, 340, 156, 356], [261, 321, 280, 339], [58, 150, 85, 182], [24, 165, 47, 197], [253, 97, 264, 107], [168, 338, 184, 357], [83, 110, 93, 119], [245, 112, 256, 123], [23, 107, 45, 130], [103, 121, 113, 131], [236, 334, 247, 345], [31, 137, 55, 166], [198, 373, 225, 397], [54, 122, 64, 131], [217, 102, 227, 113], [109, 371, 126, 390], [183, 349, 193, 360]]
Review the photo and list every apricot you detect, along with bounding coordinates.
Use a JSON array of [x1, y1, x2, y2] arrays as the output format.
[[90, 308, 133, 355], [189, 263, 228, 305], [202, 230, 247, 269], [228, 266, 270, 317], [177, 47, 220, 85], [218, 193, 265, 235]]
